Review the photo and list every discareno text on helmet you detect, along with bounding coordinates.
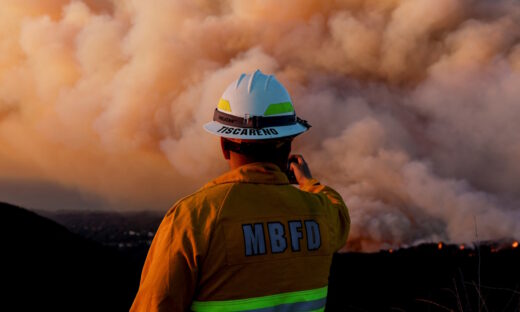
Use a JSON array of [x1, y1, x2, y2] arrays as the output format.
[[217, 126, 279, 136]]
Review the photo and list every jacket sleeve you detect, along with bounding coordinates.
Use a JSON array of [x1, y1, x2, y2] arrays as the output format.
[[130, 201, 207, 312], [300, 178, 350, 251]]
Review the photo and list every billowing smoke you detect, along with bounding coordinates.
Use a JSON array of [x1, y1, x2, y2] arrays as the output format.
[[1, 0, 520, 251]]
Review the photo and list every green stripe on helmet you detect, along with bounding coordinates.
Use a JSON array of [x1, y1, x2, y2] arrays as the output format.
[[264, 102, 294, 116]]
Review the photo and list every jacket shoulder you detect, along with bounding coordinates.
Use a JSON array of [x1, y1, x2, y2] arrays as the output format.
[[165, 183, 235, 218]]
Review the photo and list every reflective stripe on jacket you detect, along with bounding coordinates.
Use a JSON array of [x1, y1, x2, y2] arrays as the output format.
[[130, 162, 350, 312]]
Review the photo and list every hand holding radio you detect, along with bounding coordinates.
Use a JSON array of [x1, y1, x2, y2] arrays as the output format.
[[287, 154, 313, 187]]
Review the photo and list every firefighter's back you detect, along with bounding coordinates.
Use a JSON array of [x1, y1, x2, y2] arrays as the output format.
[[191, 163, 349, 311], [130, 70, 350, 312]]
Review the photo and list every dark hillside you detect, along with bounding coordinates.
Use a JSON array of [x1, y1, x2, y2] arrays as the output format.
[[328, 243, 520, 311], [1, 202, 140, 311], [3, 203, 519, 311]]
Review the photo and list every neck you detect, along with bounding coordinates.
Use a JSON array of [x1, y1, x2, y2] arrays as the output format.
[[228, 152, 287, 171]]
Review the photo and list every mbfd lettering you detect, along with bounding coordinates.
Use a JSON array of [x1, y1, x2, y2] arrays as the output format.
[[242, 220, 321, 256]]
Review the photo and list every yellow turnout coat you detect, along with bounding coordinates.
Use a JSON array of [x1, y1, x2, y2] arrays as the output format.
[[131, 162, 350, 312]]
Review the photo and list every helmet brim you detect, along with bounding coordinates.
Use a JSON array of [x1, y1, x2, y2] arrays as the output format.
[[203, 121, 309, 140]]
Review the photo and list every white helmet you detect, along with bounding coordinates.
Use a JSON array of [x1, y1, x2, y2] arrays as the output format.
[[203, 70, 311, 140]]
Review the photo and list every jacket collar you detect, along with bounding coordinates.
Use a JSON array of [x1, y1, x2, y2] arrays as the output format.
[[203, 162, 290, 188]]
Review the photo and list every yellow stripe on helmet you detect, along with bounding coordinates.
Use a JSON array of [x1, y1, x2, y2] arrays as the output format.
[[218, 98, 232, 112]]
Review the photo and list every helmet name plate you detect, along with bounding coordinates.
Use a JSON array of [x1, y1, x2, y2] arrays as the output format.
[[214, 109, 296, 129]]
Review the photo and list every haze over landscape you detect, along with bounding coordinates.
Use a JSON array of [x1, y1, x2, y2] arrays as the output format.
[[1, 0, 520, 251]]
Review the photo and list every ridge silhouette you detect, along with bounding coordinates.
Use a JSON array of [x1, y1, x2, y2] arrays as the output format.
[[1, 202, 139, 312], [3, 202, 519, 311]]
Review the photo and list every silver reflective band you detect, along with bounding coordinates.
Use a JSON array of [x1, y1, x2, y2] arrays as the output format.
[[242, 297, 326, 312]]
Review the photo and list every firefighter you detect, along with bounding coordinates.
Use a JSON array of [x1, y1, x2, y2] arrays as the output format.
[[131, 70, 350, 312]]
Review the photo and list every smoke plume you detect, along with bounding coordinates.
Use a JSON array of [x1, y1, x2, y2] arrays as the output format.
[[1, 0, 520, 251]]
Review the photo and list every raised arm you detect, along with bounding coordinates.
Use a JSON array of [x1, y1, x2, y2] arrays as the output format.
[[289, 154, 351, 251]]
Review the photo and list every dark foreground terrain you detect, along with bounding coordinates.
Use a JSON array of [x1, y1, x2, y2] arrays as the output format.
[[2, 202, 519, 311]]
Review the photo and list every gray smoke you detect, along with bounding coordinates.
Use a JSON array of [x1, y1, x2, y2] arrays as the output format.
[[1, 0, 519, 250]]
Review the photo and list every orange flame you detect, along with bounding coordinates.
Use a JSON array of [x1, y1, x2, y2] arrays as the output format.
[[438, 242, 443, 250], [513, 241, 519, 248], [459, 244, 465, 250]]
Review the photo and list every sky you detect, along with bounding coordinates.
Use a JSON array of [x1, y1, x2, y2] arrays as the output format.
[[1, 0, 520, 251]]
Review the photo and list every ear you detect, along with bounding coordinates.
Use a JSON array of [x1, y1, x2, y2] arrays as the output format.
[[220, 137, 230, 160]]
